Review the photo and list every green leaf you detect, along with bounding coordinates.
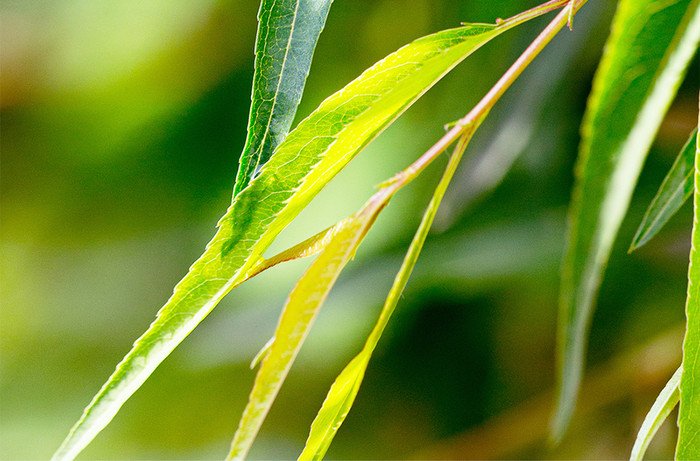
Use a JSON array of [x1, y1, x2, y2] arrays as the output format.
[[52, 18, 530, 461], [232, 0, 334, 197], [300, 129, 480, 461], [630, 366, 681, 461], [678, 122, 700, 459], [226, 184, 394, 461], [630, 129, 698, 252], [554, 0, 700, 441], [300, 354, 369, 461], [246, 222, 343, 280]]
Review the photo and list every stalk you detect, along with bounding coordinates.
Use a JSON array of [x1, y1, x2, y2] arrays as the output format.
[[388, 0, 587, 188]]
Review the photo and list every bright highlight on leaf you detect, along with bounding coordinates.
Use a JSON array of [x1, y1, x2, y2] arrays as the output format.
[[678, 115, 700, 460], [233, 0, 334, 197], [554, 0, 700, 442], [630, 129, 698, 252], [630, 366, 681, 461]]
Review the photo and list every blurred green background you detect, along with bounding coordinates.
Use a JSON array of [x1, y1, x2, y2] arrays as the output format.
[[2, 0, 699, 459]]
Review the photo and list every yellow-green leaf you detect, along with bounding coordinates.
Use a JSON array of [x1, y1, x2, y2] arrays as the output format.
[[227, 186, 395, 461], [300, 129, 479, 461], [299, 354, 370, 461]]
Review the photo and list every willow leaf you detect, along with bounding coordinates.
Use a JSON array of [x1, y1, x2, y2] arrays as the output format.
[[678, 119, 700, 459], [300, 354, 369, 461], [300, 130, 479, 461], [233, 0, 333, 197], [630, 129, 699, 252], [227, 186, 393, 461], [630, 366, 682, 461], [246, 222, 341, 280], [52, 18, 532, 461], [554, 0, 700, 441], [631, 366, 682, 461]]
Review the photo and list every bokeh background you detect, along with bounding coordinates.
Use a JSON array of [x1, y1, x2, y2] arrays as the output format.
[[2, 0, 699, 459]]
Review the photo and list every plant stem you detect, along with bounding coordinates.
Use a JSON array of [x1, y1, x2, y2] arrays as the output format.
[[365, 131, 474, 353], [387, 0, 586, 189], [292, 3, 589, 458], [363, 0, 587, 367], [500, 0, 574, 27]]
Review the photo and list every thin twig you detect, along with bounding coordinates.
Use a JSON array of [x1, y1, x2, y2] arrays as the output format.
[[386, 0, 587, 190]]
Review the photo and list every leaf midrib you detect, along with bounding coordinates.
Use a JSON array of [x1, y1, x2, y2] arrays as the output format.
[[251, 0, 303, 180], [637, 169, 692, 244]]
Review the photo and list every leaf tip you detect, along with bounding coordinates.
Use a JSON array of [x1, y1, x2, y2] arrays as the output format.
[[548, 411, 567, 448], [628, 240, 640, 254], [250, 336, 275, 369], [629, 228, 653, 253], [549, 367, 580, 449]]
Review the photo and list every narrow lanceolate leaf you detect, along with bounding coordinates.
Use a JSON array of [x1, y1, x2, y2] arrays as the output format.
[[630, 129, 699, 252], [300, 130, 479, 461], [300, 354, 369, 461], [227, 186, 394, 461], [52, 18, 535, 461], [554, 0, 700, 441], [678, 119, 700, 460], [630, 366, 681, 461], [233, 0, 334, 197]]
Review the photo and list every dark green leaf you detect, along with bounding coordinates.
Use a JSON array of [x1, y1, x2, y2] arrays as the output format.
[[233, 0, 334, 197], [554, 0, 700, 441], [630, 129, 698, 252]]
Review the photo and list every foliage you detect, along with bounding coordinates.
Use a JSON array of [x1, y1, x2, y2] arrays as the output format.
[[631, 366, 681, 461], [554, 0, 700, 443], [678, 125, 700, 459], [630, 129, 698, 252], [2, 0, 697, 459]]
